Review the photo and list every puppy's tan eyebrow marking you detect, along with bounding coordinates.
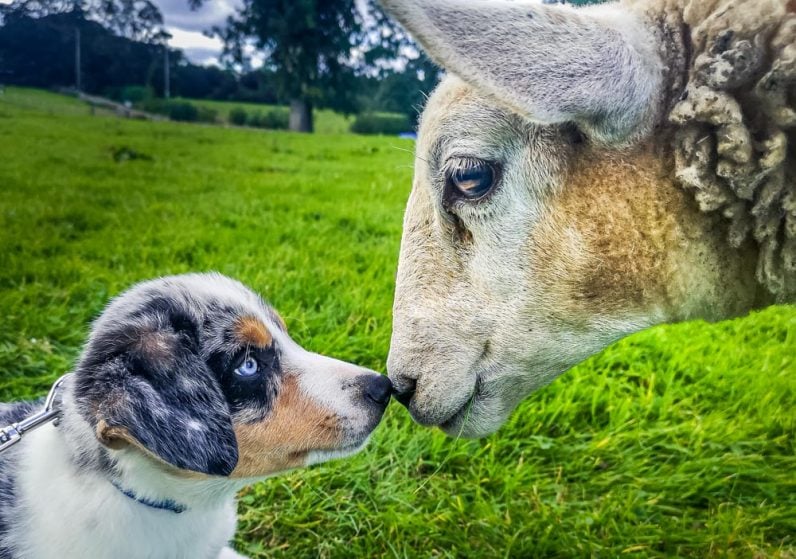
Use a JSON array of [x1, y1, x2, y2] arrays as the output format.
[[234, 316, 272, 347]]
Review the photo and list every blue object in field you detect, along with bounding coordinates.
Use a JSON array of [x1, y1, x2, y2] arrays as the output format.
[[398, 132, 417, 140]]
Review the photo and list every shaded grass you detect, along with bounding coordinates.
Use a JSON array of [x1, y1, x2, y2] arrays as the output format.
[[0, 87, 794, 558]]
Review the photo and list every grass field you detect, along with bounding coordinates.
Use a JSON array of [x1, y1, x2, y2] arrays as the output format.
[[0, 87, 794, 558]]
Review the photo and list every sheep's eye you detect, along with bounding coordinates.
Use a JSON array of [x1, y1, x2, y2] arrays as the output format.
[[445, 158, 498, 201], [234, 357, 259, 377]]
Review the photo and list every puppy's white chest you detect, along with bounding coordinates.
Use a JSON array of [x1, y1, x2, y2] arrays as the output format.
[[13, 427, 238, 559], [23, 503, 235, 559]]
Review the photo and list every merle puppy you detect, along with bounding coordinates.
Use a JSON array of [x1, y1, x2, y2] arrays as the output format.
[[0, 273, 391, 559]]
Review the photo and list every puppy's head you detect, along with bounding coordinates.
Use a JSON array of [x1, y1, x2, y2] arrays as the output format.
[[72, 273, 391, 478]]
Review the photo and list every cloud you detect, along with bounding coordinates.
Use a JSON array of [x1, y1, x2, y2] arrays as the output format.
[[180, 48, 220, 67], [156, 0, 240, 33], [166, 26, 224, 65], [155, 0, 240, 64]]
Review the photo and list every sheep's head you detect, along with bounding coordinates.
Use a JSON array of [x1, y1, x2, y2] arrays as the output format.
[[384, 0, 791, 438]]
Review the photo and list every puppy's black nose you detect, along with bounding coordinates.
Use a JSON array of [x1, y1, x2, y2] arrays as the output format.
[[363, 374, 392, 406], [391, 378, 416, 408]]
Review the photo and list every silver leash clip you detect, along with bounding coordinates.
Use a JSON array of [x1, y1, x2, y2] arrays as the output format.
[[0, 373, 72, 454]]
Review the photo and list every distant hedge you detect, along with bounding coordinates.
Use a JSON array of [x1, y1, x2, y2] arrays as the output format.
[[350, 113, 411, 135], [140, 99, 217, 123], [247, 110, 289, 130], [229, 107, 248, 126]]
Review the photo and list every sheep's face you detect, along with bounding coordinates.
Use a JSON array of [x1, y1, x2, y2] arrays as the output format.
[[388, 76, 669, 437], [384, 0, 775, 437], [383, 0, 726, 437]]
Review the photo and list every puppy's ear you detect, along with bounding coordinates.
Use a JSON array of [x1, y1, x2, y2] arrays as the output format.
[[77, 312, 238, 476]]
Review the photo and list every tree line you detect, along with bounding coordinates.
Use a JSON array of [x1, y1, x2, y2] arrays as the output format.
[[0, 0, 600, 133], [0, 0, 440, 132]]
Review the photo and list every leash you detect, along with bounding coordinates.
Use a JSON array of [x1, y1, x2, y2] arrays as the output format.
[[0, 373, 72, 454]]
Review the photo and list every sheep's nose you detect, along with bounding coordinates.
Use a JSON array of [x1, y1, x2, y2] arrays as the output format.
[[391, 377, 416, 408], [387, 348, 419, 408], [362, 374, 392, 406]]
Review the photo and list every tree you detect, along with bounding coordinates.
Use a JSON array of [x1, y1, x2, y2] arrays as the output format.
[[190, 0, 392, 133], [0, 6, 229, 100], [1, 0, 165, 42], [355, 4, 442, 124], [0, 8, 161, 92], [370, 54, 440, 125], [96, 0, 164, 42]]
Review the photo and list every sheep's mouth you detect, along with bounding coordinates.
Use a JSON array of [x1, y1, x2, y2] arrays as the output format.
[[436, 348, 497, 436], [437, 373, 510, 439], [439, 405, 473, 436], [400, 377, 479, 431], [438, 384, 481, 437], [432, 374, 498, 438], [402, 364, 498, 436]]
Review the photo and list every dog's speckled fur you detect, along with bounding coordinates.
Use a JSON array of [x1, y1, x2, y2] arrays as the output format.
[[0, 273, 390, 559]]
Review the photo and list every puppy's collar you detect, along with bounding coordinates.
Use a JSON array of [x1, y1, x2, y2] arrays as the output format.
[[110, 480, 188, 514]]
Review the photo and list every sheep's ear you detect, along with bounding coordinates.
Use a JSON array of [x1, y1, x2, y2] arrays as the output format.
[[77, 312, 239, 477], [379, 0, 662, 143]]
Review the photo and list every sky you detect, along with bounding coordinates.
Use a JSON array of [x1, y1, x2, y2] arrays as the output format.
[[154, 0, 240, 66], [0, 0, 238, 66]]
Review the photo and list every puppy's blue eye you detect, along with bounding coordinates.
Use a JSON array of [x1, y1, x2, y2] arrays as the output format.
[[446, 158, 498, 200], [235, 357, 259, 377]]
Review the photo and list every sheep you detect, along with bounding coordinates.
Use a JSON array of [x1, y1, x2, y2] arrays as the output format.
[[664, 0, 796, 298], [380, 0, 795, 438]]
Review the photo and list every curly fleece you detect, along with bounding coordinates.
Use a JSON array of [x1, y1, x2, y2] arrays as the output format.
[[654, 0, 796, 298]]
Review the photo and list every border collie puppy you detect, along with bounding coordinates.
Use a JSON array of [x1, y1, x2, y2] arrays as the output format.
[[0, 273, 391, 559]]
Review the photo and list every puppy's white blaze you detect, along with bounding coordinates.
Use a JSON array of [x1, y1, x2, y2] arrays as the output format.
[[272, 330, 368, 418], [298, 353, 363, 415], [169, 273, 262, 314]]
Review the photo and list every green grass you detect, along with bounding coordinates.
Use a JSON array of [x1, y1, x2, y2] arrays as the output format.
[[0, 87, 400, 134], [0, 87, 794, 558], [0, 86, 103, 116]]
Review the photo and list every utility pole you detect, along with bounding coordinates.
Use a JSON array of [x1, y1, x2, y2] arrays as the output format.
[[75, 27, 82, 93], [163, 44, 170, 99]]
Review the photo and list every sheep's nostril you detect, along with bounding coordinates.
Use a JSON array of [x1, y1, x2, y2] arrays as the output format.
[[391, 378, 416, 408], [363, 374, 392, 406]]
